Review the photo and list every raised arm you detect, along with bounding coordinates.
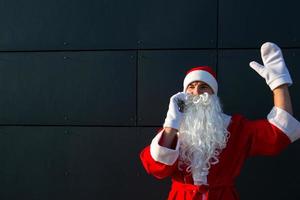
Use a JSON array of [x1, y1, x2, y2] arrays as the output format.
[[249, 42, 300, 143], [273, 84, 293, 115], [249, 42, 293, 114]]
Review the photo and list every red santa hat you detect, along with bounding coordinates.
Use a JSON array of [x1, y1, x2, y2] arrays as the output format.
[[183, 66, 218, 94]]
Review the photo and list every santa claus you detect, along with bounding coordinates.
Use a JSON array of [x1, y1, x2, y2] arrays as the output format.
[[140, 42, 300, 200]]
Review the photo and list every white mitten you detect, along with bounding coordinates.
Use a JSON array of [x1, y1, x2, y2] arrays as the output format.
[[163, 92, 188, 130], [249, 42, 292, 90]]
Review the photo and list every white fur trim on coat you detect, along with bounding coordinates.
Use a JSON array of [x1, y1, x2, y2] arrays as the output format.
[[222, 113, 232, 129], [267, 106, 300, 142], [150, 130, 179, 165]]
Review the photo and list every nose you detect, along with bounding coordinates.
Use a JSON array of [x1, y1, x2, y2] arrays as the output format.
[[194, 85, 203, 95]]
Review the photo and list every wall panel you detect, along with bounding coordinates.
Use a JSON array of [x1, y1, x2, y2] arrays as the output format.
[[0, 127, 143, 200], [0, 0, 217, 51], [219, 0, 300, 48], [0, 51, 136, 125]]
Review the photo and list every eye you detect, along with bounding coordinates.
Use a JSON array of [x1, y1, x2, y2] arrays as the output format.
[[199, 84, 210, 90]]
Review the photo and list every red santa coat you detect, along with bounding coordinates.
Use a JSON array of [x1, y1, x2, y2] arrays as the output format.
[[140, 107, 300, 200]]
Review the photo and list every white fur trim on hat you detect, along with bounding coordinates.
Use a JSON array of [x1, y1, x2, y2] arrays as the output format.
[[183, 70, 218, 94]]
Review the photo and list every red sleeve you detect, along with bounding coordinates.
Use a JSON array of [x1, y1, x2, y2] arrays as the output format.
[[140, 146, 178, 179], [245, 119, 291, 157]]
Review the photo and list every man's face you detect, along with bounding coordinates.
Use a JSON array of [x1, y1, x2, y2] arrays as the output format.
[[186, 81, 214, 95]]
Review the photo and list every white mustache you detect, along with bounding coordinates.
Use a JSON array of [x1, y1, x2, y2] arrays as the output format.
[[190, 92, 209, 104], [184, 93, 213, 110]]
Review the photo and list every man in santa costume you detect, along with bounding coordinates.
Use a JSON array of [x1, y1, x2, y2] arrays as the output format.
[[140, 42, 300, 200]]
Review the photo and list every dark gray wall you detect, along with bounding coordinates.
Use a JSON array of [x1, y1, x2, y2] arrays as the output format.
[[0, 0, 299, 199]]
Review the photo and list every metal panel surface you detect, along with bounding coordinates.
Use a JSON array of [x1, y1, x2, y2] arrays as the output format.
[[0, 51, 136, 125], [64, 127, 140, 200], [218, 48, 300, 119], [218, 0, 300, 48], [236, 141, 300, 200], [0, 0, 139, 50], [137, 0, 217, 49], [138, 50, 216, 126], [0, 126, 142, 200], [0, 0, 217, 51], [0, 126, 70, 200]]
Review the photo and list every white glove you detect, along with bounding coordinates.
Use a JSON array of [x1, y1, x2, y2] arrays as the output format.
[[249, 42, 292, 90], [163, 92, 189, 130]]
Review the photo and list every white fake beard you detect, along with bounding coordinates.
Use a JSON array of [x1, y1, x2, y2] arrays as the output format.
[[178, 93, 229, 185]]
